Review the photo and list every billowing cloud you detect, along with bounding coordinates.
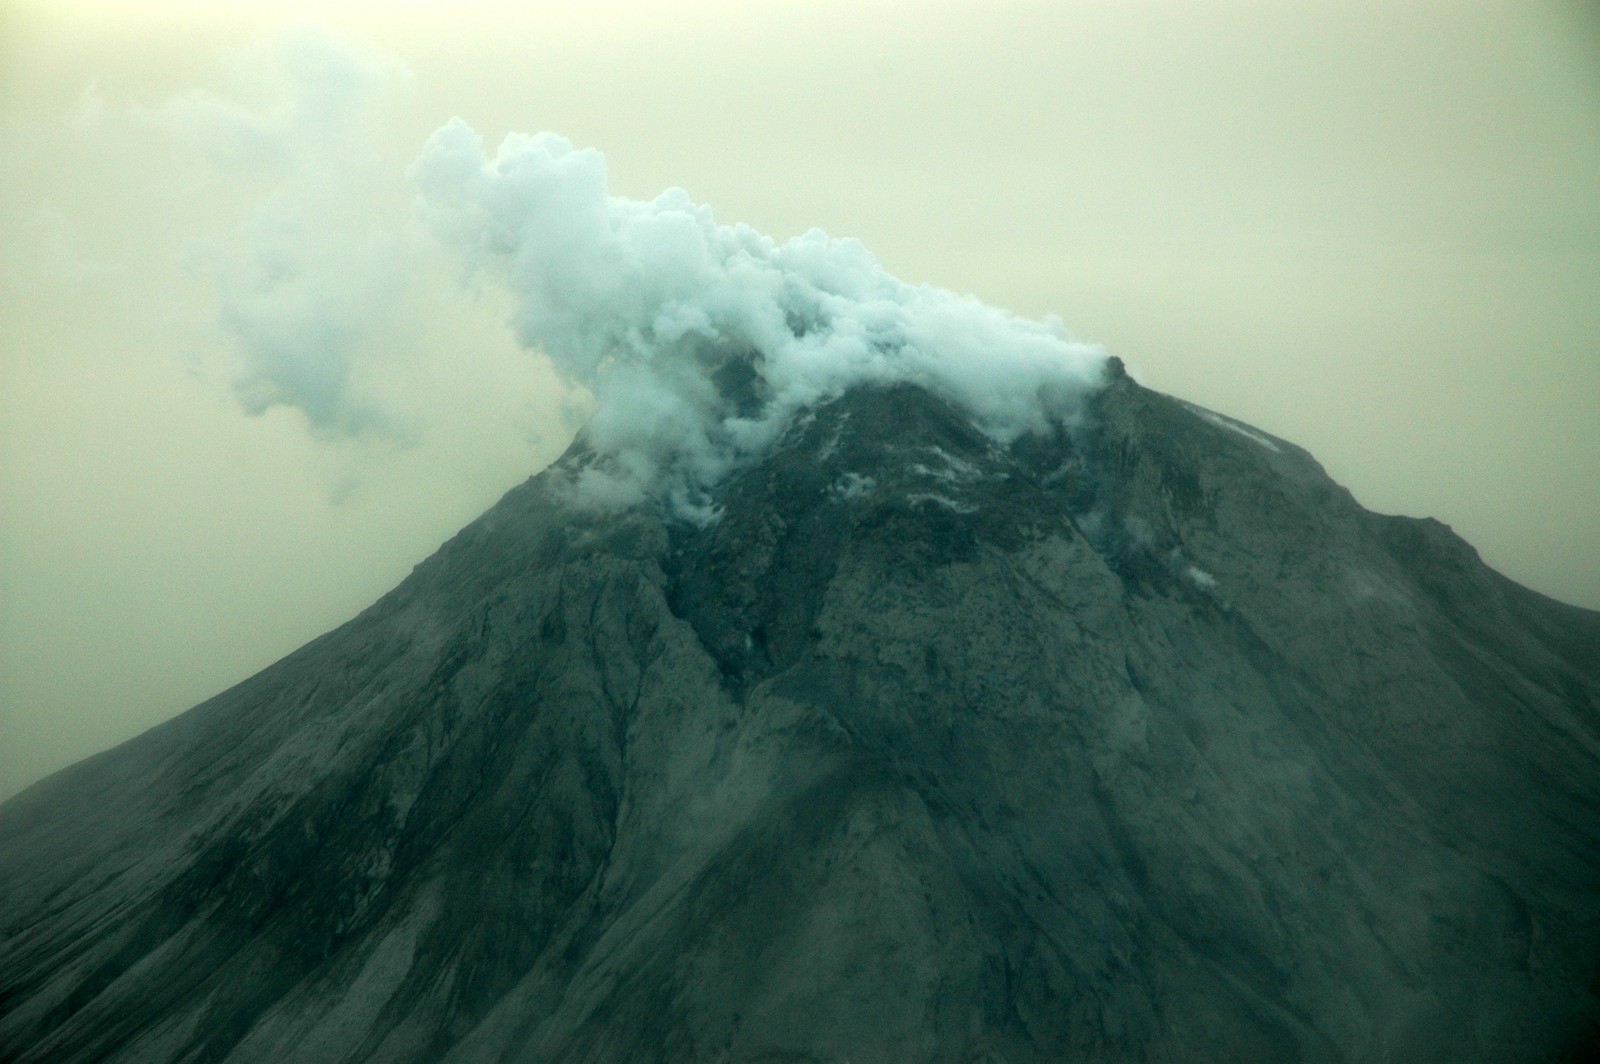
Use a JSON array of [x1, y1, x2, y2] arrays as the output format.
[[412, 120, 1109, 518], [146, 25, 414, 439]]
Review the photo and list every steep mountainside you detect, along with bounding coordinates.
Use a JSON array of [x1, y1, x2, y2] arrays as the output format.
[[3, 367, 1598, 1063]]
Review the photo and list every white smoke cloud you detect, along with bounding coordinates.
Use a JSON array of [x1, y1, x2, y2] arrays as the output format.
[[411, 119, 1110, 517], [146, 25, 414, 439]]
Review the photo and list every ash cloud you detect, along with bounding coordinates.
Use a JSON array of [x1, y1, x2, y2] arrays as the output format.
[[411, 120, 1109, 518]]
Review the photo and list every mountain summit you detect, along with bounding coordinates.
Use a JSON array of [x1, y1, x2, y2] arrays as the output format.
[[3, 366, 1599, 1062]]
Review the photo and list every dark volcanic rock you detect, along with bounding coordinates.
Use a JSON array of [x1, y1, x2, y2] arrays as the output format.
[[3, 374, 1599, 1063]]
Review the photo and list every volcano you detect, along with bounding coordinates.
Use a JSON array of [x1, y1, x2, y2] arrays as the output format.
[[2, 363, 1598, 1063]]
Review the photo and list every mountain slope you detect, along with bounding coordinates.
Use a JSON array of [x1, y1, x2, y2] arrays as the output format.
[[3, 369, 1598, 1063]]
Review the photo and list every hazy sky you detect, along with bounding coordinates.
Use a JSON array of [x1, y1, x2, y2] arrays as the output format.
[[3, 0, 1598, 800]]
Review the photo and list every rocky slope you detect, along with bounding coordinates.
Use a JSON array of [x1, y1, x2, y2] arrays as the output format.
[[2, 366, 1598, 1062]]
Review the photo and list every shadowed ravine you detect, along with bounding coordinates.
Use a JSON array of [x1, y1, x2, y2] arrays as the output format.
[[3, 368, 1598, 1062]]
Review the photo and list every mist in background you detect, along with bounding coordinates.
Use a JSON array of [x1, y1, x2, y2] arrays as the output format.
[[3, 0, 1597, 800]]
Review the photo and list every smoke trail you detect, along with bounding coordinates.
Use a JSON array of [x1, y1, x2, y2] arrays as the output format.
[[412, 119, 1109, 518]]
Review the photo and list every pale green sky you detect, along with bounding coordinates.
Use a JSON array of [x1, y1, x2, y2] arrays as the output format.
[[3, 0, 1598, 800]]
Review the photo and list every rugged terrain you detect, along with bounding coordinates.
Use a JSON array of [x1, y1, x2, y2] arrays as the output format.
[[3, 366, 1599, 1062]]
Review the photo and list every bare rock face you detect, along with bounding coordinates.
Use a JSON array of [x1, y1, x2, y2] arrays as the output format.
[[3, 373, 1599, 1063]]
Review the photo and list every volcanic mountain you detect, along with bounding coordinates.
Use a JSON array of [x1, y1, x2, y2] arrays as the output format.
[[2, 363, 1598, 1063]]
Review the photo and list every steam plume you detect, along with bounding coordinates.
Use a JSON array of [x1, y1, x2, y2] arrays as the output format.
[[412, 120, 1109, 518], [149, 25, 412, 439]]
